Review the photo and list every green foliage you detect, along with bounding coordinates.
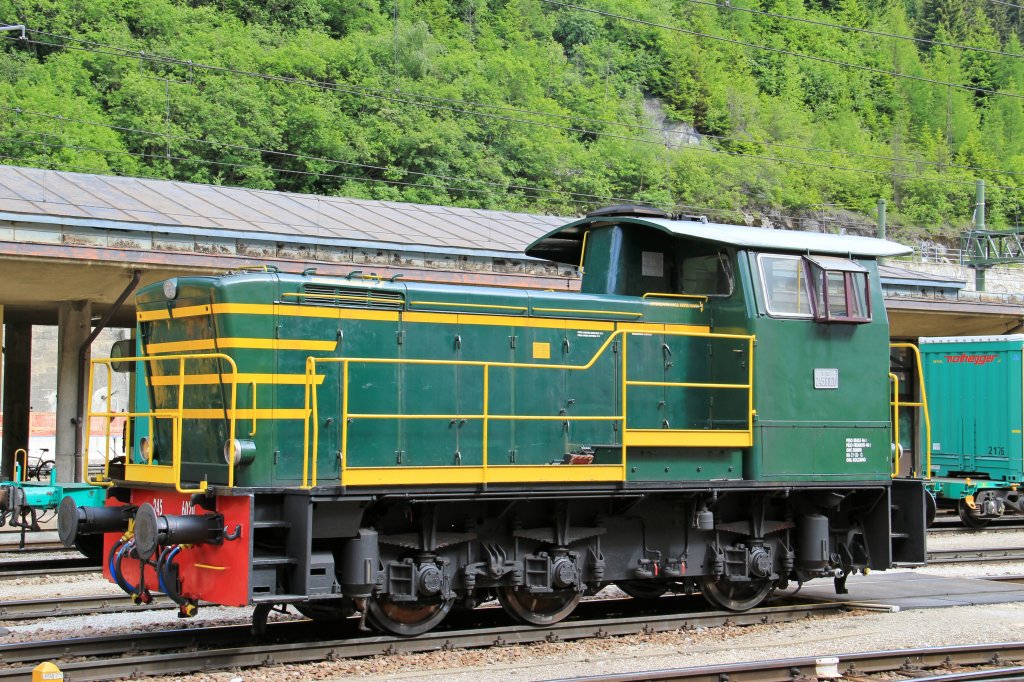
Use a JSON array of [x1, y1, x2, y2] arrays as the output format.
[[0, 0, 1022, 231]]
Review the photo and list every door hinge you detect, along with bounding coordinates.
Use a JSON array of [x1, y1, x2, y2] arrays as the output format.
[[509, 335, 517, 349], [508, 449, 517, 463], [273, 450, 280, 465], [454, 334, 462, 350], [396, 449, 405, 464], [396, 330, 405, 345]]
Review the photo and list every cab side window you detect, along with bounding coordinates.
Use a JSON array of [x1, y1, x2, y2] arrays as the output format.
[[758, 254, 812, 317], [757, 253, 871, 323], [680, 252, 733, 297]]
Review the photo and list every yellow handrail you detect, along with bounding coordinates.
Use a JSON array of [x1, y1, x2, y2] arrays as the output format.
[[889, 372, 901, 477], [13, 448, 27, 482], [578, 230, 589, 275], [889, 343, 932, 480], [88, 353, 241, 493], [303, 328, 756, 488]]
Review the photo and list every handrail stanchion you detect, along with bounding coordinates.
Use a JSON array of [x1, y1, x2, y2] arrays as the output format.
[[312, 359, 321, 488], [302, 358, 312, 489], [889, 343, 932, 479], [13, 449, 27, 482], [250, 382, 258, 437], [103, 363, 113, 482], [341, 360, 349, 482], [621, 333, 628, 478], [482, 365, 489, 476], [227, 362, 238, 488], [889, 372, 900, 478], [85, 356, 98, 482]]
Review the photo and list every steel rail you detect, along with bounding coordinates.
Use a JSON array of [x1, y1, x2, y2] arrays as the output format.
[[0, 601, 845, 681], [929, 524, 1024, 534], [927, 547, 1024, 564], [555, 641, 1024, 682], [0, 593, 177, 620], [0, 556, 98, 580]]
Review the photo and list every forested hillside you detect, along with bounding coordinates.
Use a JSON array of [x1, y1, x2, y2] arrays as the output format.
[[1, 0, 1023, 234]]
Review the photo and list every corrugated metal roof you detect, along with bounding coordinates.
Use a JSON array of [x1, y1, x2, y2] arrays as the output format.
[[0, 165, 568, 256], [879, 263, 966, 289], [526, 215, 912, 261]]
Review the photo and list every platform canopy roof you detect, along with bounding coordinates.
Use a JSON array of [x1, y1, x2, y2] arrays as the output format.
[[0, 165, 566, 257]]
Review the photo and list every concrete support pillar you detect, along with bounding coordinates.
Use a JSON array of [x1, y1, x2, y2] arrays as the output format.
[[56, 300, 91, 482], [1, 321, 31, 481]]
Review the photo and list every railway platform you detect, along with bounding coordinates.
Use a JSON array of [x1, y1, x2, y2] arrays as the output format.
[[798, 571, 1024, 609]]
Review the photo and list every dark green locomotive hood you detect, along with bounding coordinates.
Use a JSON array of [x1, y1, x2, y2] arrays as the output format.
[[526, 210, 913, 265]]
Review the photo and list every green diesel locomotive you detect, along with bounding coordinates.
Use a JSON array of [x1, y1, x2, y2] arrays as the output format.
[[59, 206, 929, 634]]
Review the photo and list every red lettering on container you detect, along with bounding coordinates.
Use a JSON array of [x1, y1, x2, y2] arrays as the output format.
[[943, 353, 999, 365]]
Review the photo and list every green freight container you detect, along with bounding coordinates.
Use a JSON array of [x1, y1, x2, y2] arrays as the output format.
[[919, 335, 1024, 526]]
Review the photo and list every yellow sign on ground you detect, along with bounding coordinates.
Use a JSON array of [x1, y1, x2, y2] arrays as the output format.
[[32, 662, 63, 681]]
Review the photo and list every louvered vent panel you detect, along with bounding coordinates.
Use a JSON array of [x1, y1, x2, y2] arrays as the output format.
[[301, 284, 405, 309]]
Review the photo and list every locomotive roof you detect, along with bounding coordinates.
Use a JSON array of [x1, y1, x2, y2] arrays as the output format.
[[525, 215, 913, 264]]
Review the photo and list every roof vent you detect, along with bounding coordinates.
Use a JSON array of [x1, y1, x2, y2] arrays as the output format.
[[585, 204, 669, 219]]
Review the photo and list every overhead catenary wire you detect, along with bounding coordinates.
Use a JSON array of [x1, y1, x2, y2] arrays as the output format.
[[3, 114, 1014, 200], [680, 0, 1024, 61], [991, 0, 1024, 10], [1, 22, 1020, 218], [538, 0, 1024, 101], [0, 131, 673, 212], [6, 30, 1024, 183], [8, 103, 1024, 185], [0, 147, 887, 232], [0, 47, 1017, 193]]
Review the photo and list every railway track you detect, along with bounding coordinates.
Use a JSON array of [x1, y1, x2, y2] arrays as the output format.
[[0, 598, 848, 681], [0, 555, 98, 580], [926, 546, 1024, 564], [559, 642, 1024, 681], [929, 523, 1024, 534], [0, 592, 177, 620]]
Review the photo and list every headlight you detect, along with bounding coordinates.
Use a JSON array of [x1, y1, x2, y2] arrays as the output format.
[[223, 439, 256, 466]]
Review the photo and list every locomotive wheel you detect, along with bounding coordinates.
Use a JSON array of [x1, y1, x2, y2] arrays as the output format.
[[957, 500, 990, 529], [294, 598, 356, 623], [616, 580, 668, 600], [699, 577, 773, 612], [365, 595, 454, 636], [497, 586, 581, 625]]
